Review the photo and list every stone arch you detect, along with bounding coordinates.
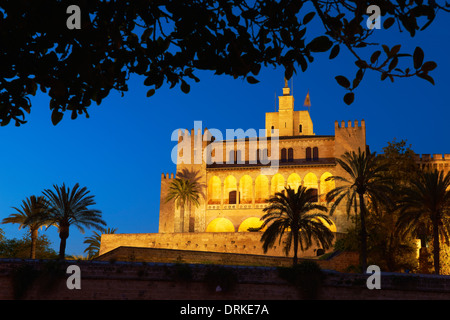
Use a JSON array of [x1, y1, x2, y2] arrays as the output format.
[[239, 175, 253, 204], [303, 172, 318, 189], [224, 175, 237, 204], [271, 173, 285, 195], [238, 217, 264, 232], [287, 173, 302, 192], [320, 172, 335, 202], [207, 176, 221, 204], [206, 218, 235, 232], [255, 175, 269, 203], [304, 172, 318, 202]]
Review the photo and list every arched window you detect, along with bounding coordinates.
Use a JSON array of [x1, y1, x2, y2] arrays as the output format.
[[239, 175, 253, 204], [228, 150, 235, 164], [299, 124, 302, 133], [306, 147, 312, 161], [304, 172, 318, 202], [224, 175, 237, 204], [255, 175, 269, 203], [288, 148, 294, 162], [281, 148, 287, 162], [309, 188, 318, 202], [236, 150, 242, 163], [206, 218, 235, 232], [207, 176, 222, 204], [313, 147, 319, 161], [261, 148, 268, 164], [229, 190, 238, 204], [271, 126, 275, 134], [320, 172, 335, 202], [287, 173, 301, 192], [271, 174, 285, 195], [238, 217, 264, 232]]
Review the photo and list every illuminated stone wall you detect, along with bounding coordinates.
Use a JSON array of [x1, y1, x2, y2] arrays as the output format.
[[118, 85, 368, 258], [414, 153, 450, 174], [99, 232, 343, 257], [3, 259, 450, 300]]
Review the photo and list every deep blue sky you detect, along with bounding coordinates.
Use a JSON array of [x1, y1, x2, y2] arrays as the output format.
[[1, 10, 450, 256]]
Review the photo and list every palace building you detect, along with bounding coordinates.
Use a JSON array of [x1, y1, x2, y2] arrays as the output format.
[[158, 81, 366, 237], [99, 81, 367, 258], [98, 81, 450, 260]]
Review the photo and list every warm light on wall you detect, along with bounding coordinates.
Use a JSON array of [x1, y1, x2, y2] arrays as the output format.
[[206, 217, 235, 232], [238, 217, 264, 232], [255, 175, 269, 203], [271, 173, 285, 194], [320, 172, 335, 202], [287, 173, 302, 191], [314, 216, 337, 233], [239, 175, 253, 204], [303, 172, 318, 190], [207, 176, 222, 204]]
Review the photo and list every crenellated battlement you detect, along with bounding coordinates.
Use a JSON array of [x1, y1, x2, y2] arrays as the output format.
[[414, 153, 450, 173], [334, 119, 365, 129], [161, 173, 175, 180], [177, 127, 211, 138]]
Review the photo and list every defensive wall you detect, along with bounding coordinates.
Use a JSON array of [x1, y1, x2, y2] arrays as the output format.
[[99, 232, 346, 258], [414, 153, 450, 173], [95, 247, 359, 272], [2, 258, 450, 300]]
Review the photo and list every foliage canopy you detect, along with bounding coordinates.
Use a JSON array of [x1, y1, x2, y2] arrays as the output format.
[[0, 0, 446, 125]]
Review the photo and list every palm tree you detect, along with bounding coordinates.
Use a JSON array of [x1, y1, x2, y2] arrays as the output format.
[[260, 186, 334, 266], [325, 148, 392, 271], [27, 183, 106, 259], [166, 177, 201, 232], [396, 169, 450, 275], [83, 227, 117, 258], [2, 195, 49, 259]]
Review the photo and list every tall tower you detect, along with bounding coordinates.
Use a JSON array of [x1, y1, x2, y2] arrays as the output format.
[[266, 80, 314, 137]]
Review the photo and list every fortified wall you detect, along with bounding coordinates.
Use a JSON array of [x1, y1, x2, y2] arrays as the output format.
[[414, 153, 450, 173], [99, 232, 344, 258], [2, 259, 450, 300]]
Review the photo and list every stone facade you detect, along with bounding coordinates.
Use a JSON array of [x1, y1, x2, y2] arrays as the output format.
[[99, 82, 450, 260], [157, 83, 366, 237], [99, 83, 367, 257]]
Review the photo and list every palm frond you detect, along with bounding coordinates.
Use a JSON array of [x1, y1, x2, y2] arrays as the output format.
[[259, 185, 334, 264]]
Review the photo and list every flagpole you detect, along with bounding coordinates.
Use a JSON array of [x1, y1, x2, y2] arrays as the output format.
[[274, 91, 276, 111]]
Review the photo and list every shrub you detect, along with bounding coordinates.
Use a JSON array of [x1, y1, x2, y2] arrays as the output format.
[[278, 261, 324, 299]]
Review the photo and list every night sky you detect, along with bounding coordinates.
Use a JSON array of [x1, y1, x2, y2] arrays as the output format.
[[1, 10, 449, 256]]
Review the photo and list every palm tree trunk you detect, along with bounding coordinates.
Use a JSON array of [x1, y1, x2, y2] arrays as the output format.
[[30, 228, 38, 259], [188, 201, 194, 232], [293, 229, 299, 266], [180, 203, 185, 232], [59, 226, 69, 259], [432, 215, 440, 275], [358, 193, 368, 272]]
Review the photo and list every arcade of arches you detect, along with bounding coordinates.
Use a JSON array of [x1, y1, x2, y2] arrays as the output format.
[[205, 172, 336, 233]]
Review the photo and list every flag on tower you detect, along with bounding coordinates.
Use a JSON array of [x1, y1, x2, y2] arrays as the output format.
[[303, 91, 311, 107]]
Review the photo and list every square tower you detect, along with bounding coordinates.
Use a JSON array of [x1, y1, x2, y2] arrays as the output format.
[[266, 82, 314, 137]]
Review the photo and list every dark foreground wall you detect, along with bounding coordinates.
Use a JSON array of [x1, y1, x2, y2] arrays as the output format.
[[1, 259, 450, 300], [95, 247, 359, 272]]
